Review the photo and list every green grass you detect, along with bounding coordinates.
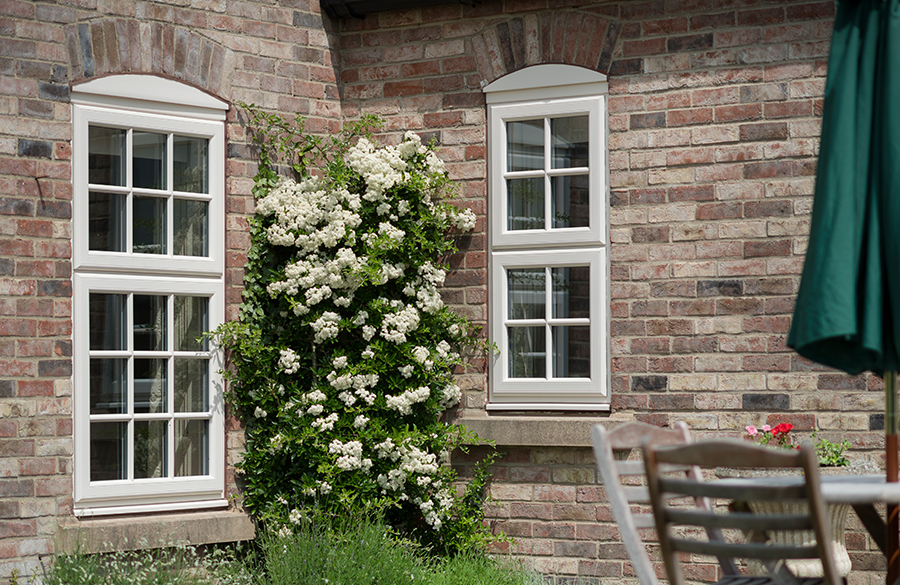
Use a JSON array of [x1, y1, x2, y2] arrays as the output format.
[[36, 519, 540, 585]]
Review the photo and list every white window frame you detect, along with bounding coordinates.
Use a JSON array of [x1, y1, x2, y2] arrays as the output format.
[[71, 76, 228, 515], [485, 65, 610, 410]]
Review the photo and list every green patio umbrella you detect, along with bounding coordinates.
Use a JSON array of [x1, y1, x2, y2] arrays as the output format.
[[788, 0, 900, 581]]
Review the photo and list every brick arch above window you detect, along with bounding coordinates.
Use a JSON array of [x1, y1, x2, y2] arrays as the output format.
[[64, 19, 236, 101], [471, 12, 624, 86]]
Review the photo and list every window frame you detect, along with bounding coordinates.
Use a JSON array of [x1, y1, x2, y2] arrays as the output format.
[[485, 65, 611, 411], [71, 76, 228, 515]]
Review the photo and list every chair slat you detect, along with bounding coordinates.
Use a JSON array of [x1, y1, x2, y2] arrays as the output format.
[[658, 477, 808, 502], [643, 439, 842, 585], [671, 539, 820, 561], [616, 461, 692, 475], [666, 509, 813, 532], [621, 486, 650, 502], [631, 514, 657, 529]]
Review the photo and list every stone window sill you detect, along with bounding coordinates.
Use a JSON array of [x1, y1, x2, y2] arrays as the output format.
[[57, 510, 255, 554], [459, 415, 609, 448]]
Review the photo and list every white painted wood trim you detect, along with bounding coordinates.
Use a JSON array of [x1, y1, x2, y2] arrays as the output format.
[[72, 75, 228, 121], [483, 64, 608, 104]]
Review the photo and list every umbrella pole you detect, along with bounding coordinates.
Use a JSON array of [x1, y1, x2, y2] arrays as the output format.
[[888, 370, 899, 585]]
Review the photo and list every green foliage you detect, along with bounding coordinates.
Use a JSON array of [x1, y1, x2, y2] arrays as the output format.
[[36, 521, 536, 585], [812, 431, 851, 467], [252, 518, 538, 585], [214, 105, 497, 554], [39, 543, 252, 585]]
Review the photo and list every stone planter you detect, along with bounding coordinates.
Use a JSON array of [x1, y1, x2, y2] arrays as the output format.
[[714, 464, 877, 578]]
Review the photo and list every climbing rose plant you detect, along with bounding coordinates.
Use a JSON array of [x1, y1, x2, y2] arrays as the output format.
[[214, 107, 496, 554]]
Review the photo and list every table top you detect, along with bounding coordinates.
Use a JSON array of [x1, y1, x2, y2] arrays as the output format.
[[717, 474, 900, 505]]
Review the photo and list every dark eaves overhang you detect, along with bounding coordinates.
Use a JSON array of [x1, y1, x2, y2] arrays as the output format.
[[321, 0, 479, 19]]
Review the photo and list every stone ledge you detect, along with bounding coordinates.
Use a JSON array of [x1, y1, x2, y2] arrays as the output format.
[[459, 416, 608, 447], [57, 510, 256, 554]]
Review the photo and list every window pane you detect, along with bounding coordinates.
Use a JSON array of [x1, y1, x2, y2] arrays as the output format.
[[551, 116, 589, 169], [89, 293, 126, 350], [175, 296, 209, 351], [91, 421, 126, 481], [552, 266, 591, 319], [507, 177, 544, 231], [175, 419, 208, 477], [134, 295, 167, 351], [134, 421, 167, 479], [89, 126, 125, 186], [175, 358, 208, 412], [173, 199, 209, 257], [508, 268, 545, 320], [551, 175, 590, 229], [134, 359, 167, 414], [133, 131, 166, 190], [552, 326, 591, 378], [89, 192, 126, 252], [89, 358, 126, 414], [173, 136, 209, 193], [133, 196, 166, 254], [508, 326, 546, 378], [507, 119, 543, 171]]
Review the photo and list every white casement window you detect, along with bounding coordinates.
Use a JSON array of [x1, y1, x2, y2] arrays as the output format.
[[71, 76, 227, 515], [484, 65, 610, 410]]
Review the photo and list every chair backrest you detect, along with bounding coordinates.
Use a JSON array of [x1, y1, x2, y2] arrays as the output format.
[[591, 421, 723, 585], [642, 439, 841, 585]]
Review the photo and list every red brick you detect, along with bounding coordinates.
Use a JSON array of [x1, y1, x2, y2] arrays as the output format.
[[764, 100, 813, 118], [19, 458, 55, 476], [17, 380, 53, 396], [667, 107, 713, 127], [35, 477, 70, 496], [622, 37, 665, 57]]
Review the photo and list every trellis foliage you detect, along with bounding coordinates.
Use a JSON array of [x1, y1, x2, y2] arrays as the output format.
[[214, 107, 496, 553]]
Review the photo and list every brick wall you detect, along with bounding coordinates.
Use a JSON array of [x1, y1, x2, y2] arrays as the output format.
[[0, 0, 888, 583], [336, 2, 885, 584], [0, 0, 341, 579]]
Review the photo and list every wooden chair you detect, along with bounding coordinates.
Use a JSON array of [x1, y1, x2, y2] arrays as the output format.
[[643, 439, 842, 585], [591, 421, 738, 585]]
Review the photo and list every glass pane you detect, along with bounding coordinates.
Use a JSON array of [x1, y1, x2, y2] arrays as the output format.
[[552, 326, 591, 378], [175, 296, 208, 351], [89, 192, 126, 252], [551, 116, 589, 169], [90, 421, 126, 481], [173, 199, 208, 257], [134, 358, 167, 414], [88, 126, 125, 186], [173, 136, 209, 193], [507, 177, 544, 231], [134, 421, 167, 479], [507, 119, 543, 171], [551, 175, 590, 229], [175, 358, 208, 412], [133, 131, 166, 190], [133, 196, 166, 254], [552, 266, 591, 319], [134, 295, 167, 351], [89, 293, 126, 350], [508, 326, 546, 378], [89, 358, 126, 414], [175, 419, 208, 477], [508, 268, 545, 320]]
